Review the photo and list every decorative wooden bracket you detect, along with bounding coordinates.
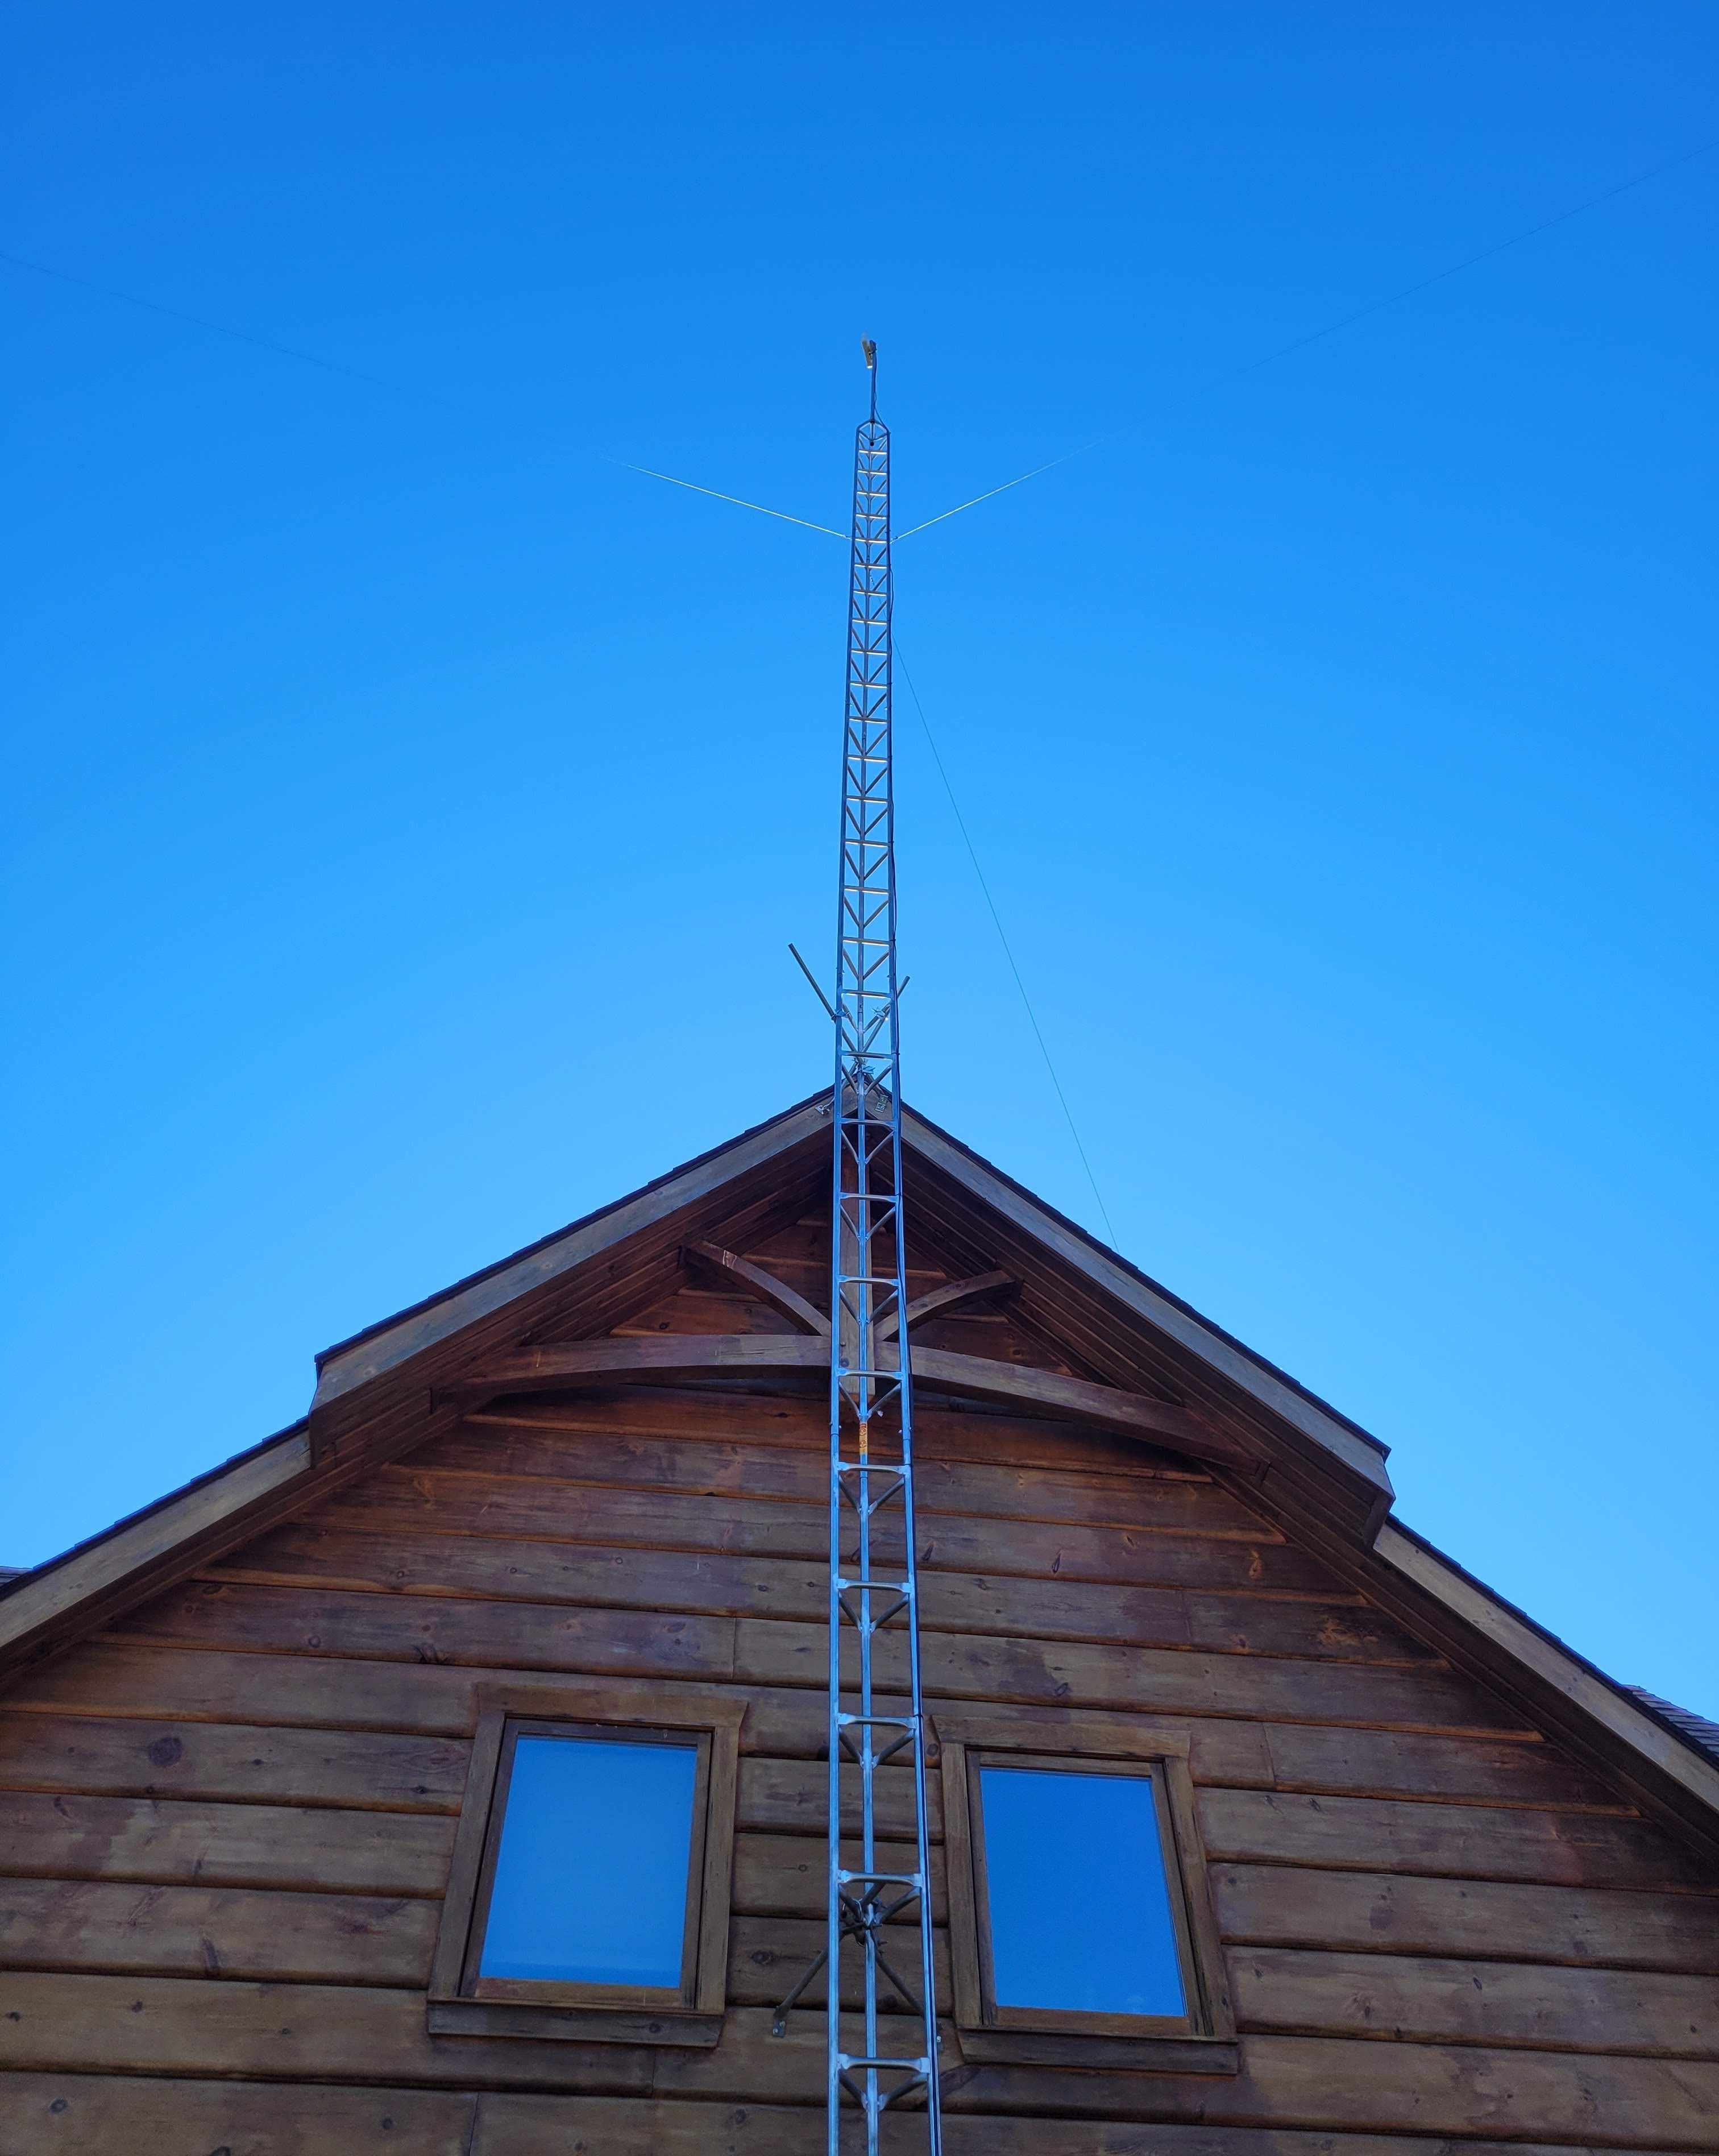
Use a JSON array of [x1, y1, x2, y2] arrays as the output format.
[[683, 1241, 830, 1336], [877, 1268, 1017, 1341], [444, 1334, 1252, 1470]]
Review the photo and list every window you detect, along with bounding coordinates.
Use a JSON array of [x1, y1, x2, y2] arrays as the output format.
[[937, 1716, 1236, 2070], [429, 1686, 744, 2046]]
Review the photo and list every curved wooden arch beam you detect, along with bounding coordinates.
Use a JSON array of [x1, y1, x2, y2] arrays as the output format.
[[682, 1241, 830, 1336], [876, 1268, 1017, 1341], [447, 1334, 1252, 1471]]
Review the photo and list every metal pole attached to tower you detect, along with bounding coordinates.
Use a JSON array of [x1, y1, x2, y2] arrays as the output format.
[[825, 340, 942, 2154]]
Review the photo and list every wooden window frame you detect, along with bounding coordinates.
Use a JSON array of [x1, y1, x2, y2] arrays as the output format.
[[428, 1684, 745, 2047], [936, 1715, 1238, 2072]]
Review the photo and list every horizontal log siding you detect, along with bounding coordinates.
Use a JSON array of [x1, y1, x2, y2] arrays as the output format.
[[7, 2079, 1705, 2156], [2, 1387, 1715, 2151], [3, 1987, 1717, 2144]]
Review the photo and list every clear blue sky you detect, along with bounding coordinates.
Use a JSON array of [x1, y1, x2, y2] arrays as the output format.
[[5, 7, 1715, 1712]]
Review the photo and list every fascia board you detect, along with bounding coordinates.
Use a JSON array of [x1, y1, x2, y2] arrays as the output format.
[[902, 1108, 1393, 1502], [0, 1428, 312, 1668], [312, 1098, 829, 1411], [1373, 1521, 1719, 1818]]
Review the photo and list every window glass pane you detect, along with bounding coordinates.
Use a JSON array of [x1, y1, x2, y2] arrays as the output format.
[[479, 1735, 699, 1987], [978, 1764, 1185, 2017]]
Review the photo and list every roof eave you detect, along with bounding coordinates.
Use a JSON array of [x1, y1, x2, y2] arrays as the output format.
[[898, 1102, 1394, 1510], [5, 1089, 1716, 1859], [313, 1091, 831, 1401], [1372, 1519, 1719, 1821]]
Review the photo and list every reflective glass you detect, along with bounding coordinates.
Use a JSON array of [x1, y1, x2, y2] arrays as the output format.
[[479, 1734, 699, 1987], [978, 1764, 1185, 2016]]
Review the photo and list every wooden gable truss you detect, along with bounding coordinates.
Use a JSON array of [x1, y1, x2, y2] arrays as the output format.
[[3, 1087, 1716, 1884]]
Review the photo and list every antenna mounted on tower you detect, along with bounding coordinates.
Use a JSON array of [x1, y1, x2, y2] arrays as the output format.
[[771, 346, 942, 2154]]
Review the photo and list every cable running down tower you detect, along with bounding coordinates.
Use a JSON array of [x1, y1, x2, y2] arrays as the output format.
[[823, 343, 942, 2151]]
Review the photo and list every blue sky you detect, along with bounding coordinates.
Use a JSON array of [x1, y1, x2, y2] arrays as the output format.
[[5, 6, 1715, 1711]]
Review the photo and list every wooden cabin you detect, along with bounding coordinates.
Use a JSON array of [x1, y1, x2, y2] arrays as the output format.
[[2, 1093, 1716, 2152]]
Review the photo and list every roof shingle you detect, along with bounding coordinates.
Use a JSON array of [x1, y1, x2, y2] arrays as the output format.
[[1627, 1686, 1719, 1764]]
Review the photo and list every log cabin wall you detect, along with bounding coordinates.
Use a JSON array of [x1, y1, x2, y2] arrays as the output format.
[[1, 1213, 1716, 2153]]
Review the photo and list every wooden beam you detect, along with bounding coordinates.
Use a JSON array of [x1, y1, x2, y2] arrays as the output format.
[[877, 1268, 1016, 1340], [683, 1241, 829, 1336], [1372, 1522, 1719, 1823], [443, 1336, 1252, 1469], [899, 1105, 1395, 1501], [911, 1347, 1251, 1466], [0, 1430, 316, 1687], [312, 1097, 830, 1417]]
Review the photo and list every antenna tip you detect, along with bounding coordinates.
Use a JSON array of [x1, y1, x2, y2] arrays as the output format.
[[861, 338, 877, 368]]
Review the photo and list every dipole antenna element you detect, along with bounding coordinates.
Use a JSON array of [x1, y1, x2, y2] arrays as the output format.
[[823, 340, 943, 2151]]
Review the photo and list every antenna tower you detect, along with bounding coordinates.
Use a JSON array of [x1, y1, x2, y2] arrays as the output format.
[[824, 344, 942, 2150]]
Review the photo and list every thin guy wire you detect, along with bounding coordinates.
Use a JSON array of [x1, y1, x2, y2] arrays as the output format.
[[893, 129, 1719, 541], [1236, 128, 1719, 374], [895, 646, 1120, 1250], [0, 247, 396, 385], [8, 128, 1712, 547], [0, 247, 844, 538]]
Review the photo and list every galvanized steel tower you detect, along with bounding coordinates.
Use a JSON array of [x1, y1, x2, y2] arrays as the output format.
[[825, 343, 942, 2152]]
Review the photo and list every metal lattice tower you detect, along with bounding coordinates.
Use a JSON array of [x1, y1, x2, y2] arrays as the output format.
[[766, 342, 940, 2150], [824, 344, 941, 2152]]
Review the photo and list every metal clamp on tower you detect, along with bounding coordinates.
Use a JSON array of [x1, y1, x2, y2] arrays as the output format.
[[771, 343, 943, 2155]]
